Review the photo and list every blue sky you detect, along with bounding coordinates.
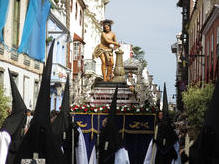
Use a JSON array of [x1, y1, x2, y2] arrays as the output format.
[[105, 0, 182, 102]]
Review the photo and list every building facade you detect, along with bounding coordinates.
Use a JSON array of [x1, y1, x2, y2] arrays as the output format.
[[83, 0, 109, 76], [187, 0, 219, 84], [70, 0, 109, 104], [70, 0, 86, 80], [0, 0, 44, 110], [171, 33, 187, 111], [69, 0, 86, 102], [47, 0, 70, 111], [175, 0, 219, 111], [202, 3, 219, 83], [172, 0, 190, 111]]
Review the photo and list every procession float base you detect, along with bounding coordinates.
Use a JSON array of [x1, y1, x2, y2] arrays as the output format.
[[88, 81, 138, 106], [72, 112, 156, 164]]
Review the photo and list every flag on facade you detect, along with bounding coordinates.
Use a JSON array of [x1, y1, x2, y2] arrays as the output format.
[[0, 0, 9, 42], [14, 40, 63, 164], [0, 69, 27, 164], [190, 78, 219, 164], [99, 86, 122, 164], [18, 0, 50, 61]]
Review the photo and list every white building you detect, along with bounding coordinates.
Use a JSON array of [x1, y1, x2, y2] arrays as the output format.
[[47, 0, 70, 111], [0, 0, 44, 110], [69, 0, 86, 102], [83, 0, 109, 76], [70, 0, 86, 81], [120, 43, 133, 62]]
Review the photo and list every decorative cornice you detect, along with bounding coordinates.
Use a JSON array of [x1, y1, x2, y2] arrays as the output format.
[[49, 12, 70, 34], [84, 9, 102, 31]]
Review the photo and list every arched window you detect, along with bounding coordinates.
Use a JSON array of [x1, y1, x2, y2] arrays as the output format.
[[79, 10, 82, 26], [12, 0, 20, 48], [75, 3, 78, 20], [71, 0, 73, 12]]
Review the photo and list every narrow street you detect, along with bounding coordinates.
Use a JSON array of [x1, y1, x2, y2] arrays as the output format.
[[0, 0, 219, 164]]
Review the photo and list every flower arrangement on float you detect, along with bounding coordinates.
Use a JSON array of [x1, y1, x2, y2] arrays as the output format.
[[70, 104, 157, 113]]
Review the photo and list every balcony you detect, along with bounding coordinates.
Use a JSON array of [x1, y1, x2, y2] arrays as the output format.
[[11, 52, 18, 61], [23, 55, 30, 66], [0, 43, 4, 55], [51, 63, 70, 83], [34, 62, 40, 70]]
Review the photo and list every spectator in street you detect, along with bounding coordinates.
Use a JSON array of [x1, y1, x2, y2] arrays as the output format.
[[24, 109, 33, 134], [50, 110, 59, 123], [157, 110, 164, 122]]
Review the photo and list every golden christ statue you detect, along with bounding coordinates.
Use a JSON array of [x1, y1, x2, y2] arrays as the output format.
[[93, 19, 120, 82]]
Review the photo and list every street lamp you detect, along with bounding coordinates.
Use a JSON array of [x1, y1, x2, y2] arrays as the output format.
[[172, 94, 177, 99]]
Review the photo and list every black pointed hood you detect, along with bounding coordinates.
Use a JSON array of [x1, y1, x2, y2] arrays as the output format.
[[52, 75, 71, 135], [99, 86, 121, 164], [1, 69, 27, 136], [162, 82, 169, 118], [154, 83, 178, 163], [15, 40, 63, 164], [109, 86, 118, 117], [32, 40, 54, 127], [51, 75, 75, 164]]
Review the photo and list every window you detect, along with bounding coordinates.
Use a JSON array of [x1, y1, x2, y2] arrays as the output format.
[[71, 0, 73, 12], [211, 34, 214, 79], [33, 81, 39, 109], [211, 34, 214, 67], [0, 71, 4, 86], [73, 42, 80, 60], [62, 45, 66, 66], [23, 76, 30, 106], [217, 27, 219, 57], [9, 72, 18, 102], [0, 43, 4, 55], [216, 27, 219, 79], [11, 73, 18, 86], [79, 10, 82, 25], [206, 40, 210, 82], [70, 50, 73, 62], [75, 3, 78, 20], [54, 96, 57, 111], [78, 60, 81, 68], [55, 41, 60, 63], [12, 0, 20, 48]]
